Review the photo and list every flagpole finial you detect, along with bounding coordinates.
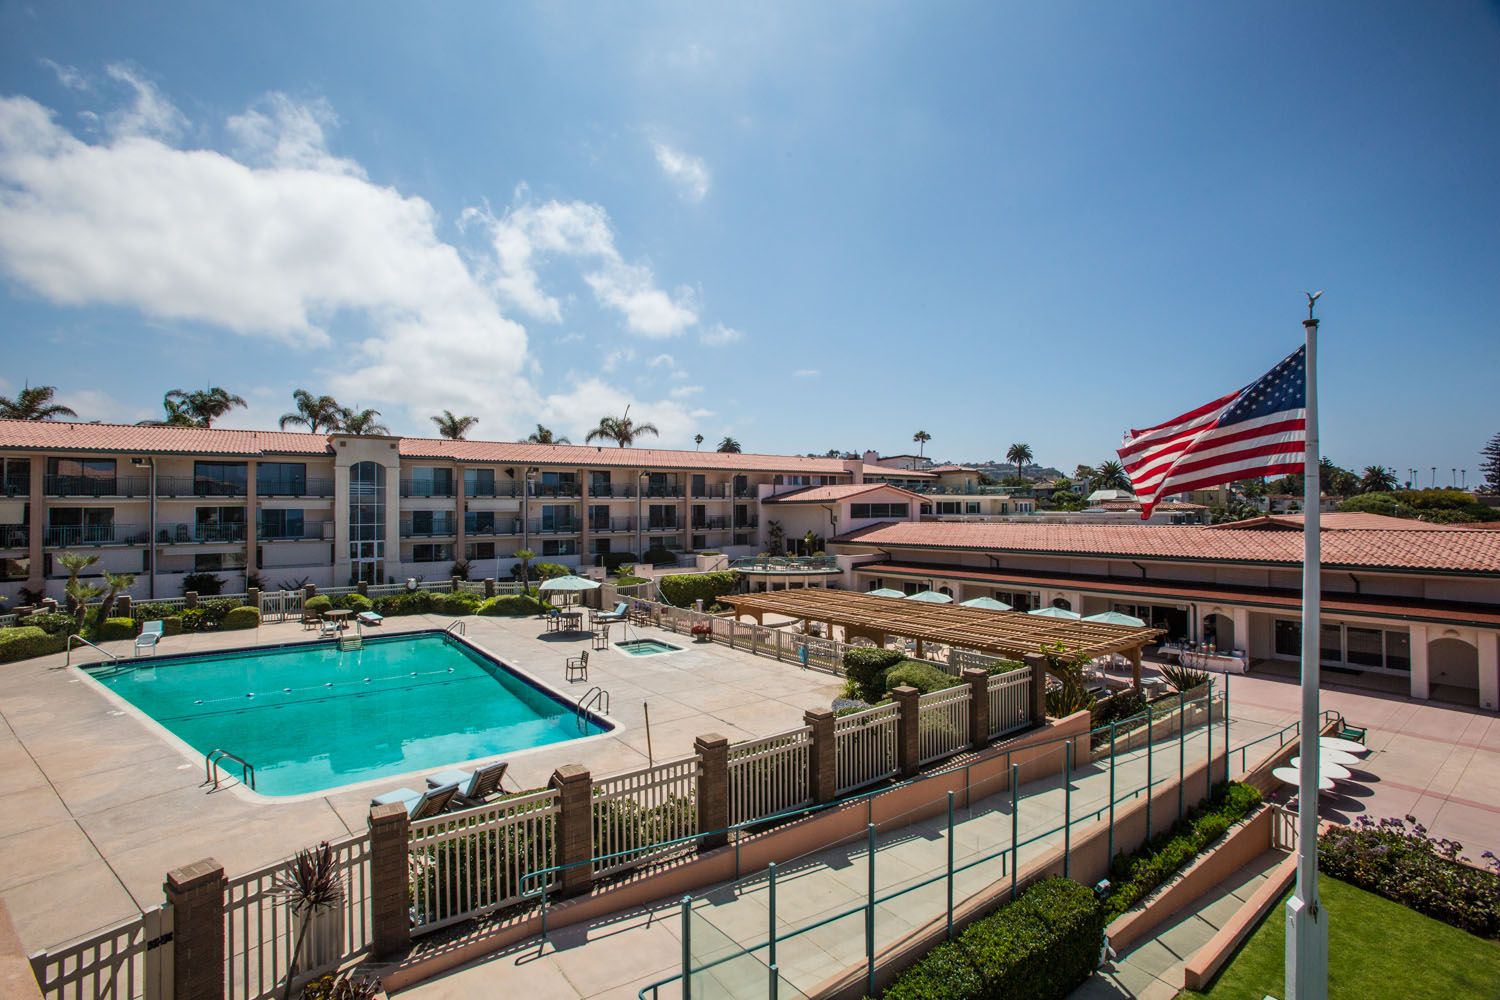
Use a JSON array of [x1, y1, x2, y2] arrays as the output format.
[[1305, 290, 1323, 322]]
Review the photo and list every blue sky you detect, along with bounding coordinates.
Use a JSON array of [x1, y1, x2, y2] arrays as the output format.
[[1, 2, 1496, 482]]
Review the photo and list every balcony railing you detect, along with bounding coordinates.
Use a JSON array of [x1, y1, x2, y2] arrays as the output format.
[[733, 516, 760, 529], [400, 481, 457, 498], [527, 520, 580, 535], [691, 516, 730, 530], [690, 485, 730, 499], [644, 521, 680, 533], [529, 484, 582, 498], [156, 476, 248, 498], [400, 521, 458, 538], [2, 476, 28, 498], [1, 524, 29, 548], [641, 485, 684, 498], [44, 524, 149, 547], [257, 521, 329, 541], [907, 484, 1028, 496], [157, 523, 248, 544], [256, 477, 334, 498], [43, 475, 152, 498], [588, 484, 635, 499], [731, 555, 840, 573], [464, 482, 524, 499], [588, 517, 635, 533], [465, 519, 522, 536]]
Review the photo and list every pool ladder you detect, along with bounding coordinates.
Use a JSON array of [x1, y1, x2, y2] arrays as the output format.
[[444, 620, 467, 639], [577, 686, 610, 731], [65, 633, 120, 667], [205, 748, 257, 791]]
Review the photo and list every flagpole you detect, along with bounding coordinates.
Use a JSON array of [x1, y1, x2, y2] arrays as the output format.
[[1287, 295, 1328, 999]]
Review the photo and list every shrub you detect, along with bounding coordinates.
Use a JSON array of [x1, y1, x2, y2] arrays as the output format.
[[658, 570, 741, 608], [986, 658, 1027, 674], [159, 617, 183, 636], [1046, 683, 1096, 718], [843, 647, 904, 702], [304, 595, 333, 615], [597, 551, 637, 572], [1161, 664, 1210, 693], [434, 591, 482, 615], [613, 575, 649, 587], [181, 571, 224, 596], [97, 617, 138, 641], [24, 611, 78, 636], [221, 606, 260, 630], [331, 593, 373, 612], [1318, 815, 1500, 936], [643, 546, 678, 566], [884, 661, 963, 695], [478, 594, 548, 617], [533, 562, 570, 581], [0, 626, 68, 663], [371, 591, 438, 616], [178, 608, 212, 632], [198, 598, 241, 625], [1101, 781, 1261, 921], [132, 602, 180, 624], [1092, 688, 1147, 727], [884, 877, 1102, 1000]]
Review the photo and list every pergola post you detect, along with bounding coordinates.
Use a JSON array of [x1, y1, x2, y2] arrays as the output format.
[[1129, 645, 1143, 690]]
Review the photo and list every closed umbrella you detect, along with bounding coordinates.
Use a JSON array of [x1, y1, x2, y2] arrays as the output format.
[[867, 588, 906, 599], [1084, 610, 1146, 627], [960, 596, 1013, 611], [906, 590, 953, 604], [1029, 606, 1082, 620]]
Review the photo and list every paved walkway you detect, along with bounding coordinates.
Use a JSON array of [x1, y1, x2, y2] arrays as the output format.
[[398, 709, 1280, 1000]]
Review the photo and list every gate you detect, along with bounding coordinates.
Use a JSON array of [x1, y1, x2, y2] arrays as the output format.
[[257, 590, 303, 623]]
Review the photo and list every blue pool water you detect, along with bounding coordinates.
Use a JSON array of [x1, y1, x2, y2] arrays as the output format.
[[85, 632, 610, 797]]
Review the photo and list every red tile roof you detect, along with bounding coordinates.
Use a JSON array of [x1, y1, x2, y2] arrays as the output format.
[[1207, 513, 1466, 531], [831, 520, 1500, 573], [763, 483, 924, 504], [396, 437, 851, 473], [0, 419, 332, 456]]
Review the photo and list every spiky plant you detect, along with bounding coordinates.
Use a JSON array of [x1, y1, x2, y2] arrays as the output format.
[[273, 841, 347, 1000], [1161, 664, 1211, 694]]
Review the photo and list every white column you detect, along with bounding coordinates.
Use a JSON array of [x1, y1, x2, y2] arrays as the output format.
[[1231, 607, 1250, 654], [1479, 631, 1498, 713], [1409, 625, 1430, 701]]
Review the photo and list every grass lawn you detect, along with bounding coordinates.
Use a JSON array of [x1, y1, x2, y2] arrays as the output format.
[[1179, 876, 1500, 1000]]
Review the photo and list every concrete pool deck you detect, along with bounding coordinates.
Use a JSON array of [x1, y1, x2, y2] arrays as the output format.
[[0, 612, 844, 955]]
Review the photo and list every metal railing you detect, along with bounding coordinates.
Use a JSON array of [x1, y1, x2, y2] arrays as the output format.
[[156, 476, 248, 498], [588, 517, 635, 533], [464, 518, 522, 536], [65, 633, 120, 666], [255, 477, 334, 498], [527, 520, 582, 534], [44, 524, 148, 547], [578, 686, 611, 731], [400, 521, 458, 538], [730, 556, 839, 573], [205, 749, 257, 791], [43, 474, 152, 498], [0, 523, 27, 548], [399, 480, 457, 498], [462, 482, 524, 498], [256, 521, 329, 541], [156, 523, 249, 544]]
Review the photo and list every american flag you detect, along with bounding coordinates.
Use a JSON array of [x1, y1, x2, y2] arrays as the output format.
[[1119, 346, 1307, 519]]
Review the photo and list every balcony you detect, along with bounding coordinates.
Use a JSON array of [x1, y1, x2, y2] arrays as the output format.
[[907, 484, 1027, 496], [158, 523, 248, 544], [43, 475, 151, 498], [690, 484, 730, 499], [465, 518, 522, 536], [43, 524, 150, 547], [529, 484, 582, 499], [691, 516, 730, 530], [527, 520, 580, 535], [644, 521, 680, 533], [464, 482, 523, 499], [157, 476, 248, 499], [588, 484, 636, 499], [1, 524, 28, 548], [587, 517, 635, 533], [731, 555, 840, 574], [400, 521, 457, 538], [400, 480, 457, 498], [257, 477, 334, 498], [733, 516, 760, 529], [641, 485, 684, 499], [258, 520, 330, 541]]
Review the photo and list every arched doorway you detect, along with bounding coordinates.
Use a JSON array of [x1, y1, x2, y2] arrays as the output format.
[[1203, 613, 1235, 652], [1428, 637, 1479, 705]]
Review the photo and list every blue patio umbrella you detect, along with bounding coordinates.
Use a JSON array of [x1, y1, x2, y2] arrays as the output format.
[[1084, 610, 1146, 627], [866, 588, 906, 599], [959, 596, 1013, 611], [905, 590, 953, 604], [1028, 606, 1082, 620]]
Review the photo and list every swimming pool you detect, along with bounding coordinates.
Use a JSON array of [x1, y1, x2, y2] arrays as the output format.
[[83, 632, 611, 797]]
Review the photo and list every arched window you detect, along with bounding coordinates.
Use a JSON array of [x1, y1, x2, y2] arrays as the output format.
[[1052, 596, 1072, 611], [349, 461, 386, 583]]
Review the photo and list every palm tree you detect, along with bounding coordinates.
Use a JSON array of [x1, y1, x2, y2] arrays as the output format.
[[164, 387, 247, 428], [526, 424, 570, 445], [280, 390, 343, 433], [0, 384, 76, 421], [56, 550, 101, 628], [912, 430, 932, 459], [1006, 443, 1034, 481], [514, 549, 535, 592], [431, 410, 478, 440], [338, 408, 389, 435], [694, 434, 704, 450], [1094, 459, 1131, 492], [585, 407, 659, 448], [157, 397, 199, 426], [92, 571, 136, 628], [272, 842, 346, 1000], [1360, 465, 1399, 494], [717, 437, 742, 453]]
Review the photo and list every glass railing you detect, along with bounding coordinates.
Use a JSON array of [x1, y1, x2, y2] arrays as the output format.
[[730, 556, 839, 573]]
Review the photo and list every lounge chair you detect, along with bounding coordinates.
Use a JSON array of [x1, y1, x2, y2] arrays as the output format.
[[357, 610, 384, 627], [371, 783, 459, 819], [318, 618, 340, 638], [425, 762, 509, 805], [594, 602, 628, 624], [566, 650, 589, 682], [134, 620, 164, 657]]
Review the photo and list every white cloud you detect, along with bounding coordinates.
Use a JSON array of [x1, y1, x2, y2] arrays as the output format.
[[653, 141, 710, 203], [468, 193, 699, 336], [538, 378, 708, 449], [601, 347, 635, 373], [647, 353, 675, 369], [40, 59, 88, 91], [699, 322, 743, 347], [226, 94, 363, 176], [670, 384, 703, 398], [102, 64, 188, 140], [793, 369, 820, 378]]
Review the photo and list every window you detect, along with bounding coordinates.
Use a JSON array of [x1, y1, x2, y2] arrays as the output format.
[[348, 461, 386, 581], [937, 501, 961, 515], [1345, 627, 1384, 668], [258, 462, 307, 495], [691, 475, 707, 497], [1051, 596, 1072, 611], [463, 467, 495, 497], [692, 535, 706, 549], [733, 475, 749, 497], [537, 471, 578, 496], [849, 503, 910, 519], [465, 511, 496, 534], [194, 553, 225, 572], [996, 591, 1038, 611], [465, 541, 496, 560], [589, 471, 613, 496], [643, 472, 678, 497], [733, 533, 750, 546], [540, 505, 576, 532], [410, 510, 455, 535], [2, 457, 29, 497], [47, 507, 114, 545], [965, 502, 981, 514], [194, 461, 247, 496], [196, 506, 246, 541], [47, 457, 117, 496], [591, 538, 612, 555], [589, 505, 610, 530], [1273, 619, 1412, 673], [648, 504, 677, 530], [411, 543, 452, 562], [542, 539, 576, 557], [408, 467, 454, 497], [259, 508, 305, 539]]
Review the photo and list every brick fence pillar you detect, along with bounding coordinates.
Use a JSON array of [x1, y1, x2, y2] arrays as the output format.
[[694, 733, 730, 850], [304, 584, 317, 602], [549, 764, 594, 896], [184, 590, 199, 610], [116, 594, 132, 619], [1024, 653, 1048, 722], [357, 580, 369, 597], [892, 685, 922, 777], [451, 575, 462, 592], [483, 577, 495, 598], [164, 857, 225, 1000], [804, 708, 837, 804], [246, 588, 259, 612], [368, 803, 411, 958], [964, 667, 989, 750]]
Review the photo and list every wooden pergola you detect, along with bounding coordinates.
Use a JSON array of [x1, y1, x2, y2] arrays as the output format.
[[722, 589, 1164, 687]]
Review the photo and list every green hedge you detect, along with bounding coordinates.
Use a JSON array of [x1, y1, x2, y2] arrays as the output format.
[[884, 877, 1103, 1000], [643, 546, 678, 566], [478, 594, 548, 617], [221, 606, 260, 630], [885, 661, 963, 695], [24, 612, 78, 636], [97, 617, 138, 641], [659, 570, 740, 608], [331, 593, 373, 612], [0, 626, 68, 663], [1101, 781, 1261, 922], [844, 648, 905, 702], [304, 595, 333, 615]]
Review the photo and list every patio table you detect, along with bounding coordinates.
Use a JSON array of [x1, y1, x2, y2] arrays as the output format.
[[1290, 756, 1353, 782], [324, 609, 352, 631], [1272, 765, 1334, 791], [1319, 736, 1369, 756]]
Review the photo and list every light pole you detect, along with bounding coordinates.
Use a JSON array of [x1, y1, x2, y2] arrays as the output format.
[[1451, 468, 1457, 488], [1431, 467, 1437, 489], [1461, 469, 1467, 490], [132, 457, 157, 599]]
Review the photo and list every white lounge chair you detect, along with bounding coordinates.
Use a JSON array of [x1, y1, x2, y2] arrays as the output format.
[[425, 762, 509, 805], [593, 602, 629, 624], [357, 610, 384, 627], [371, 783, 459, 819], [134, 620, 164, 657]]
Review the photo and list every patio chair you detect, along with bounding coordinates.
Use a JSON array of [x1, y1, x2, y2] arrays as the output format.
[[301, 610, 321, 631], [318, 618, 340, 638], [566, 650, 589, 682], [426, 762, 509, 806], [594, 602, 629, 624], [1337, 723, 1368, 745], [134, 620, 164, 657], [370, 782, 460, 819]]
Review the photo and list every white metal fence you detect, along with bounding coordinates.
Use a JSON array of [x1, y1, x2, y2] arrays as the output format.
[[408, 789, 560, 933], [223, 834, 371, 1000], [727, 727, 813, 825], [834, 703, 900, 795], [917, 686, 971, 765], [256, 590, 303, 623], [30, 905, 172, 1000], [592, 756, 700, 877], [988, 670, 1032, 739]]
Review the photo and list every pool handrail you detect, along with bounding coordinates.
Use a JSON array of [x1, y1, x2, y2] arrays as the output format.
[[444, 620, 467, 637], [205, 748, 257, 791], [66, 633, 119, 667]]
